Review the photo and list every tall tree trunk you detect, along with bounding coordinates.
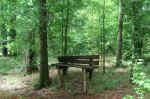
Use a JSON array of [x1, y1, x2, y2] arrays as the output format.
[[38, 0, 50, 88], [101, 0, 106, 74], [61, 17, 64, 56], [1, 24, 8, 56], [130, 0, 139, 82], [10, 0, 17, 56], [61, 0, 65, 56], [64, 0, 69, 56], [10, 28, 17, 56], [116, 0, 123, 67], [26, 32, 38, 73], [62, 0, 70, 75]]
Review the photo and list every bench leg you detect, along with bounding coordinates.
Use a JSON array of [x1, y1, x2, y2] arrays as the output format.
[[83, 68, 87, 94], [57, 68, 62, 87], [88, 69, 93, 90], [89, 69, 93, 81], [58, 68, 64, 88], [63, 67, 68, 76]]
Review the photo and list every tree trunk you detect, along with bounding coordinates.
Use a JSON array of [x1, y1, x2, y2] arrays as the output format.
[[116, 0, 123, 67], [62, 0, 70, 75], [38, 0, 50, 88], [2, 42, 8, 56], [26, 32, 38, 73], [101, 0, 106, 74], [64, 0, 69, 56], [1, 25, 8, 56], [9, 29, 17, 56], [10, 29, 16, 40], [130, 0, 139, 82], [61, 0, 65, 56], [10, 0, 17, 56]]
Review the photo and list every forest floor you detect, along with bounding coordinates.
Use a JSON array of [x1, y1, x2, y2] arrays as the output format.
[[0, 57, 149, 99]]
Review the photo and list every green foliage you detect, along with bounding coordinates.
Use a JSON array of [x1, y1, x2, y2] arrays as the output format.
[[0, 0, 149, 98], [64, 82, 80, 95], [122, 95, 134, 99], [7, 77, 19, 85], [0, 0, 149, 59], [90, 71, 129, 94], [48, 83, 57, 91], [0, 57, 23, 73], [65, 82, 72, 90], [32, 80, 40, 88], [70, 89, 79, 95], [132, 63, 150, 97]]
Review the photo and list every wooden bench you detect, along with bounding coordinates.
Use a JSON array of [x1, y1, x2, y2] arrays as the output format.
[[51, 55, 99, 93]]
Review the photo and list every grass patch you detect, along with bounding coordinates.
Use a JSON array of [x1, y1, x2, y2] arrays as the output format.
[[0, 57, 15, 73], [54, 66, 130, 95], [0, 56, 24, 73], [90, 70, 130, 94]]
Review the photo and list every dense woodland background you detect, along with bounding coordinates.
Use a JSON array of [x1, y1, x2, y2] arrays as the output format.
[[0, 0, 150, 99]]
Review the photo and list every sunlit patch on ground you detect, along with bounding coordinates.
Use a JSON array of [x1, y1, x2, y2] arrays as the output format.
[[0, 76, 23, 91]]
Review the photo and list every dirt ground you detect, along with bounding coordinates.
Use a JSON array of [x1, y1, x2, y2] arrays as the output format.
[[0, 69, 140, 99]]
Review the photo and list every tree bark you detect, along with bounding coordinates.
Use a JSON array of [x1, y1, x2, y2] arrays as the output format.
[[64, 0, 69, 56], [38, 0, 50, 88], [1, 25, 8, 56], [101, 0, 106, 74], [26, 32, 38, 73], [116, 0, 123, 67], [130, 0, 139, 82], [62, 0, 70, 75], [10, 29, 16, 40], [10, 0, 17, 56], [2, 41, 8, 56]]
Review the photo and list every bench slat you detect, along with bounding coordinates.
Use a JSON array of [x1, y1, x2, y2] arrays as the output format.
[[58, 59, 99, 65], [53, 63, 98, 69], [58, 55, 99, 59]]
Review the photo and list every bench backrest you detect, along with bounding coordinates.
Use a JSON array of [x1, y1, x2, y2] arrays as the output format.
[[58, 55, 99, 65]]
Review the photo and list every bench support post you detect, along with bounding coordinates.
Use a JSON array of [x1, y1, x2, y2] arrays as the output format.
[[57, 68, 64, 88], [57, 68, 62, 87], [89, 69, 93, 81], [63, 67, 68, 76], [83, 68, 87, 94]]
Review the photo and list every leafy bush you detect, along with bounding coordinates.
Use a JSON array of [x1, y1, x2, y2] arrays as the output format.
[[132, 63, 150, 96], [122, 95, 134, 99]]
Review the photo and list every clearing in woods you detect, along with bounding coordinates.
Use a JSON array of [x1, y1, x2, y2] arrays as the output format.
[[0, 57, 148, 99]]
